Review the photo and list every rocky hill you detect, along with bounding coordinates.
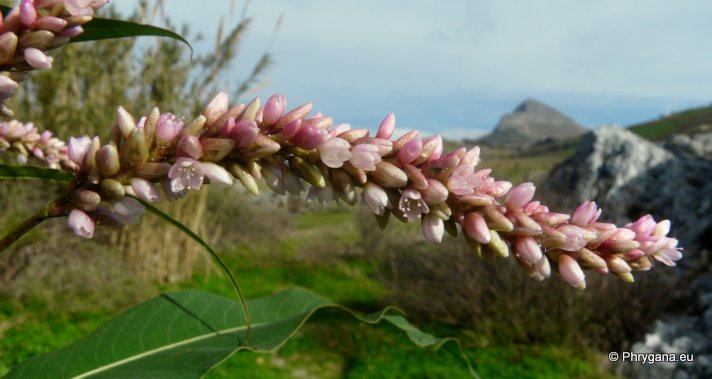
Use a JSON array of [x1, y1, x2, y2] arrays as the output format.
[[478, 99, 586, 146]]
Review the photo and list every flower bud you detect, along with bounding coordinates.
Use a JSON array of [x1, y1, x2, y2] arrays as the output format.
[[19, 30, 54, 49], [293, 125, 328, 150], [261, 94, 286, 128], [100, 178, 125, 198], [420, 178, 448, 205], [487, 230, 510, 258], [376, 113, 395, 139], [391, 130, 418, 154], [143, 107, 160, 148], [202, 138, 235, 161], [242, 134, 281, 159], [397, 137, 422, 165], [96, 144, 120, 176], [337, 128, 369, 143], [274, 103, 313, 131], [422, 214, 444, 244], [123, 128, 148, 166], [0, 32, 19, 63], [558, 254, 586, 289], [154, 112, 183, 146], [19, 0, 37, 27], [0, 75, 18, 94], [237, 96, 261, 122], [230, 119, 259, 148], [401, 163, 428, 191], [362, 182, 389, 215], [83, 136, 101, 178], [24, 47, 52, 69], [176, 135, 203, 159], [209, 104, 246, 135], [180, 115, 207, 138], [464, 212, 491, 244], [70, 189, 101, 212], [35, 16, 68, 32], [116, 106, 136, 138], [319, 137, 352, 168], [371, 161, 407, 188], [203, 91, 229, 127], [290, 156, 326, 188], [68, 209, 94, 238], [514, 236, 542, 265], [482, 206, 514, 232], [134, 162, 171, 179], [505, 182, 535, 210], [228, 162, 259, 196], [131, 178, 160, 203]]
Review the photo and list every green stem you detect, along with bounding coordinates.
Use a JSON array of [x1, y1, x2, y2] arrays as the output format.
[[0, 200, 68, 255]]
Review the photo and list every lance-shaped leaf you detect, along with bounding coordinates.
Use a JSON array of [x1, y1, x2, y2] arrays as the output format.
[[71, 18, 192, 53], [0, 164, 72, 181], [4, 288, 476, 378]]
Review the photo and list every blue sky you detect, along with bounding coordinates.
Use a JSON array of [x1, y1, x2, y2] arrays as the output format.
[[115, 1, 712, 140]]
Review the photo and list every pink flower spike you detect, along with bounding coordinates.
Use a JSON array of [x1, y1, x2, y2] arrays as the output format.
[[571, 201, 598, 227], [155, 113, 184, 145], [505, 182, 535, 210], [349, 144, 381, 171], [422, 214, 444, 243], [319, 137, 352, 168], [67, 136, 91, 167], [362, 182, 389, 215], [261, 94, 286, 127], [131, 178, 160, 203], [19, 0, 37, 27], [68, 209, 95, 238], [24, 48, 53, 69], [293, 125, 328, 150], [398, 188, 430, 222], [464, 212, 491, 244], [376, 113, 395, 139], [397, 137, 422, 165], [515, 236, 543, 265], [230, 120, 259, 147], [558, 254, 586, 289]]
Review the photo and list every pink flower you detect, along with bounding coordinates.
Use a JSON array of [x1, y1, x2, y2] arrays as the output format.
[[19, 0, 37, 26], [168, 157, 233, 193], [515, 236, 543, 265], [464, 212, 491, 244], [397, 137, 422, 165], [293, 125, 328, 150], [155, 113, 184, 145], [447, 165, 480, 196], [349, 144, 381, 171], [398, 188, 429, 222], [67, 136, 92, 167], [571, 201, 599, 227], [362, 182, 389, 215], [319, 137, 352, 168], [229, 120, 259, 147], [68, 209, 95, 238]]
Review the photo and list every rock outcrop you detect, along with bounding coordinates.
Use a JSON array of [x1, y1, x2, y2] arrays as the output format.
[[479, 99, 586, 146], [542, 125, 712, 379]]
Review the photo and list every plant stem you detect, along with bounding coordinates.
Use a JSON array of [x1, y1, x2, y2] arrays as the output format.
[[0, 199, 68, 254]]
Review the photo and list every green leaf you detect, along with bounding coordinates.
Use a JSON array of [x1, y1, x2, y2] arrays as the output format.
[[0, 4, 191, 51], [71, 18, 193, 53], [0, 164, 73, 182], [4, 288, 476, 378]]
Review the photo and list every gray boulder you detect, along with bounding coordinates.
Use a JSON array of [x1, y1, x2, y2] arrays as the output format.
[[542, 125, 712, 379]]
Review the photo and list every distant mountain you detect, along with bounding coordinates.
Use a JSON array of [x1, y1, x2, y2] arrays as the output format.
[[628, 103, 712, 141], [478, 99, 586, 146]]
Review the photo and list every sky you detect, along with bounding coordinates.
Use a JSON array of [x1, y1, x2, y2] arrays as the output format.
[[114, 1, 712, 140]]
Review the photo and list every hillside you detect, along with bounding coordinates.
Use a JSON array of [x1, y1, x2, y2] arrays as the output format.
[[628, 104, 712, 141], [478, 99, 586, 146]]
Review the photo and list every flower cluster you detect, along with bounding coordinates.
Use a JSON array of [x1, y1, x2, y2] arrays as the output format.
[[4, 92, 683, 289], [0, 0, 108, 115], [0, 119, 68, 168]]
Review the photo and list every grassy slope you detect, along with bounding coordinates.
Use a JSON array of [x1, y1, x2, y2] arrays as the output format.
[[628, 104, 712, 141]]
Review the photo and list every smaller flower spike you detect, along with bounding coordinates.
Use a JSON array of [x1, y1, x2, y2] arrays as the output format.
[[4, 91, 682, 289]]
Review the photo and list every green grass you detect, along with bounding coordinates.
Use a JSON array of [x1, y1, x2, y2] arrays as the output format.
[[629, 104, 712, 141]]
